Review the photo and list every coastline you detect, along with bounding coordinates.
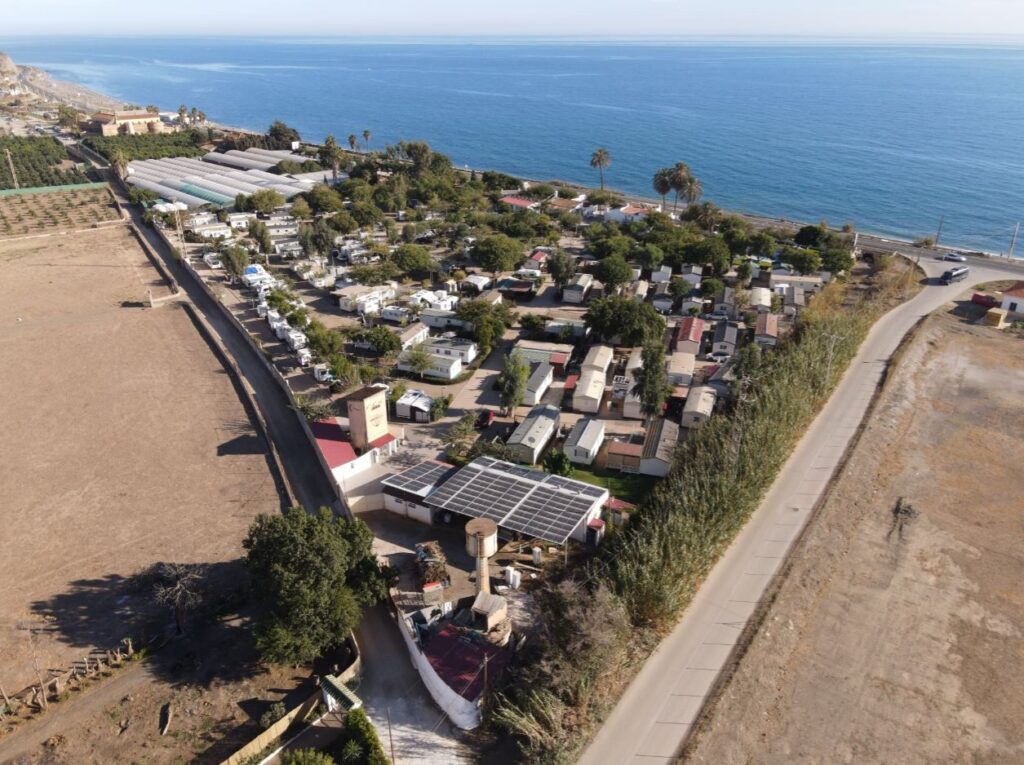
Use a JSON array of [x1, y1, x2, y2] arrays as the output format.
[[17, 61, 1018, 261]]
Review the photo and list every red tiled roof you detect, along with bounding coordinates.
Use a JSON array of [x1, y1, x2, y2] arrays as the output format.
[[529, 251, 547, 261], [1004, 281, 1024, 298], [676, 317, 705, 343], [756, 313, 779, 337], [550, 352, 569, 366], [564, 373, 579, 391], [608, 441, 643, 457], [499, 196, 536, 209], [605, 497, 636, 511], [368, 433, 397, 450], [310, 419, 357, 468]]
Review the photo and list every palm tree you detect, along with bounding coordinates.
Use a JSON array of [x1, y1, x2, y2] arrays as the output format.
[[319, 135, 341, 182], [196, 110, 206, 124], [684, 175, 703, 208], [348, 134, 358, 152], [362, 129, 372, 151], [590, 147, 611, 190], [696, 201, 721, 233], [177, 104, 187, 126], [669, 161, 692, 213], [652, 168, 672, 212], [189, 107, 198, 126]]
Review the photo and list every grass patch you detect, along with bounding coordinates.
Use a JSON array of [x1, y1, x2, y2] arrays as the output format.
[[570, 465, 653, 506]]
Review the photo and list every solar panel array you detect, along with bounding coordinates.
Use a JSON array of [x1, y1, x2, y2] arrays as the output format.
[[381, 461, 455, 497], [425, 457, 608, 544]]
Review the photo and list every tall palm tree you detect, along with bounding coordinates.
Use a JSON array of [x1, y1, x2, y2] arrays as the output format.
[[696, 201, 720, 233], [590, 147, 611, 190], [319, 134, 341, 182], [669, 161, 692, 213], [684, 175, 703, 208], [109, 148, 128, 181], [189, 107, 198, 126], [348, 134, 358, 152], [362, 129, 372, 151], [652, 167, 672, 212], [177, 104, 187, 126]]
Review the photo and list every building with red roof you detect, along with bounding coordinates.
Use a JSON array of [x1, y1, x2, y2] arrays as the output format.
[[498, 196, 538, 211], [1001, 281, 1024, 315], [674, 317, 706, 355]]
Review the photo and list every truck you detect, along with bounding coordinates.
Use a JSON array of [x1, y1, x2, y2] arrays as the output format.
[[313, 364, 336, 385]]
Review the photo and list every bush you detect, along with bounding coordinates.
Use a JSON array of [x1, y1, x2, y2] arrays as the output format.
[[84, 131, 206, 162], [329, 708, 389, 765], [281, 749, 335, 765], [0, 136, 90, 189], [259, 701, 287, 729]]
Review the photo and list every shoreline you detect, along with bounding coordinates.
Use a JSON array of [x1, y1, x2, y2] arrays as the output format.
[[14, 59, 1019, 261]]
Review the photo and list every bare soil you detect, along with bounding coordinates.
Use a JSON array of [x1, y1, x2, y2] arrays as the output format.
[[684, 310, 1024, 764], [0, 225, 284, 756], [0, 188, 120, 238]]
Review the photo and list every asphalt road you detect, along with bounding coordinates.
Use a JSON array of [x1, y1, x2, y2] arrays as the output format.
[[579, 251, 1024, 765]]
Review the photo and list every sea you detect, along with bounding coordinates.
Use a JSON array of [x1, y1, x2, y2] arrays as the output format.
[[3, 36, 1024, 254]]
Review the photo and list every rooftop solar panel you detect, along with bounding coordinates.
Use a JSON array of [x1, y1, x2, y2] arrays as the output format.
[[381, 461, 456, 497], [425, 457, 609, 544]]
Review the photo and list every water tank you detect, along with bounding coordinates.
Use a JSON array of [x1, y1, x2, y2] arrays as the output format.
[[532, 546, 542, 566], [465, 518, 498, 558]]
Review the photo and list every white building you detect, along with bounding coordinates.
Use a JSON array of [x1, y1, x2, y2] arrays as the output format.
[[332, 283, 397, 314], [397, 350, 463, 381], [749, 286, 773, 312], [640, 418, 679, 477], [395, 389, 434, 422], [651, 264, 673, 284], [398, 322, 430, 350], [564, 418, 605, 466], [420, 308, 465, 330], [1000, 282, 1024, 315], [381, 460, 456, 525], [666, 351, 696, 387], [563, 273, 593, 304], [506, 404, 560, 465], [422, 337, 479, 364], [381, 305, 414, 324], [682, 385, 718, 428], [523, 361, 554, 406], [582, 344, 614, 375], [573, 368, 606, 414], [680, 265, 703, 287], [463, 274, 492, 294]]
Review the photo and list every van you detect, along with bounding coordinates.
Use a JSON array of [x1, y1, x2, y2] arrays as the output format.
[[940, 266, 969, 285], [296, 347, 313, 366]]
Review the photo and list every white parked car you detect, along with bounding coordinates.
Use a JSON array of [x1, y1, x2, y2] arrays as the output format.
[[313, 364, 336, 385]]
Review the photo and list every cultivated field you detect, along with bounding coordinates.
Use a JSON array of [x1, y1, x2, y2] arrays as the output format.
[[0, 225, 282, 698], [0, 187, 120, 238], [685, 310, 1024, 764]]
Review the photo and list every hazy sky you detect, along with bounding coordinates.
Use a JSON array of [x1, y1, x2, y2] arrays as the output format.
[[5, 0, 1024, 37]]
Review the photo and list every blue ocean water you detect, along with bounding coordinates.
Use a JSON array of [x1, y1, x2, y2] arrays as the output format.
[[4, 37, 1024, 253]]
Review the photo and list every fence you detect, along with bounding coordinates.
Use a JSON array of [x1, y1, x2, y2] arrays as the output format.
[[0, 181, 109, 197]]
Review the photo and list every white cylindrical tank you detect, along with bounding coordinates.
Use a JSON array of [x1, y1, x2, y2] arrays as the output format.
[[532, 546, 542, 566], [465, 518, 498, 558]]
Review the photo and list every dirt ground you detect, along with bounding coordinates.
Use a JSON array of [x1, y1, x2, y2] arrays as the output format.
[[0, 188, 121, 237], [0, 225, 283, 721], [684, 309, 1024, 764]]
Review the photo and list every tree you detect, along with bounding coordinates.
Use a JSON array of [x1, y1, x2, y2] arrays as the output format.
[[821, 246, 854, 274], [333, 708, 389, 765], [362, 130, 372, 151], [497, 350, 529, 415], [138, 562, 207, 635], [392, 244, 435, 276], [519, 313, 548, 338], [474, 235, 524, 274], [669, 162, 692, 213], [595, 254, 633, 295], [293, 394, 336, 422], [590, 147, 611, 190], [348, 134, 358, 152], [631, 341, 671, 423], [250, 188, 285, 214], [244, 507, 383, 666], [281, 749, 335, 765], [57, 104, 80, 132], [441, 412, 479, 461], [548, 249, 576, 289], [695, 201, 720, 233], [362, 326, 402, 356], [221, 245, 251, 278], [178, 104, 187, 125], [405, 343, 433, 380], [543, 450, 574, 477], [307, 184, 344, 214], [668, 277, 690, 300], [328, 354, 361, 389], [701, 277, 724, 297], [108, 148, 128, 181], [319, 135, 342, 182], [652, 168, 673, 212], [429, 394, 452, 422], [736, 260, 754, 286], [456, 299, 514, 356], [584, 297, 665, 346], [269, 120, 301, 146], [781, 245, 821, 274], [291, 197, 312, 220], [684, 237, 731, 276], [748, 231, 776, 258], [636, 243, 664, 272]]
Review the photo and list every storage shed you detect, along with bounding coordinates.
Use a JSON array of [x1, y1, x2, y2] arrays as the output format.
[[506, 404, 560, 465], [572, 369, 606, 414], [564, 418, 605, 466], [682, 385, 718, 428]]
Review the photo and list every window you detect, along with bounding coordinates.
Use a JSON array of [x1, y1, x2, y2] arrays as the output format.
[[1011, 302, 1019, 312]]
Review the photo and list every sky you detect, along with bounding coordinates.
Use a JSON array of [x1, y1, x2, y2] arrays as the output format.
[[4, 0, 1024, 37]]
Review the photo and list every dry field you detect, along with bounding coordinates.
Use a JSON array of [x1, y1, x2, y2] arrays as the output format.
[[0, 187, 120, 238], [685, 310, 1024, 764], [0, 225, 282, 701]]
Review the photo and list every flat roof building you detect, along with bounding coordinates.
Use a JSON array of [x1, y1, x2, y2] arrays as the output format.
[[506, 404, 560, 465]]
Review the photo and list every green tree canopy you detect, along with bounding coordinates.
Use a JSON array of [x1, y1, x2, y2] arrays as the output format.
[[474, 235, 525, 274], [547, 249, 577, 289], [404, 343, 434, 380], [392, 244, 435, 276], [291, 197, 312, 220], [361, 326, 402, 356], [307, 184, 345, 214], [543, 450, 574, 477], [584, 297, 665, 346], [781, 246, 822, 275], [497, 349, 529, 414], [243, 507, 384, 665], [631, 342, 672, 422], [683, 237, 731, 276], [595, 254, 633, 295], [249, 189, 285, 214]]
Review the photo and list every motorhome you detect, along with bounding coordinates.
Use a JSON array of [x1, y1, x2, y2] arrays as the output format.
[[940, 266, 969, 284]]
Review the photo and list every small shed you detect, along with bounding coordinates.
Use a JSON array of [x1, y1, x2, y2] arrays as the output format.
[[582, 344, 614, 374], [396, 389, 434, 422], [472, 591, 508, 632], [682, 385, 718, 428], [573, 369, 606, 414], [524, 361, 554, 406], [506, 404, 560, 465]]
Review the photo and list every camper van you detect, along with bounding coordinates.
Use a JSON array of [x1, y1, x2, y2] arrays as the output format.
[[286, 330, 307, 351], [940, 266, 969, 285], [296, 347, 313, 366], [313, 364, 336, 385]]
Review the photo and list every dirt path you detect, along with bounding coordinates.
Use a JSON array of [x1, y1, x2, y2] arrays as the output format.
[[684, 311, 1024, 764]]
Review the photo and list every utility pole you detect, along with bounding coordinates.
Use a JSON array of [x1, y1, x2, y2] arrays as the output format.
[[1009, 222, 1020, 260], [4, 148, 18, 189], [386, 706, 396, 764], [935, 216, 944, 247]]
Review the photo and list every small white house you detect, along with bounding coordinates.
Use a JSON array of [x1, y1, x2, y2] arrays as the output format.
[[573, 368, 606, 414], [523, 361, 554, 406], [1001, 282, 1024, 315], [640, 418, 679, 477], [381, 305, 414, 324], [463, 274, 492, 294], [651, 264, 673, 284], [420, 308, 465, 330], [631, 279, 650, 302], [506, 404, 560, 465], [564, 418, 605, 466], [749, 286, 773, 312], [397, 350, 463, 381], [398, 322, 430, 350], [563, 273, 594, 304], [652, 283, 674, 314], [666, 351, 696, 387], [582, 344, 614, 375], [227, 212, 257, 230], [680, 265, 703, 287], [395, 389, 434, 422], [422, 337, 479, 364], [682, 385, 718, 428]]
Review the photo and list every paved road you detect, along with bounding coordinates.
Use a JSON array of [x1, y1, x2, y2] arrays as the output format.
[[579, 252, 1023, 765]]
